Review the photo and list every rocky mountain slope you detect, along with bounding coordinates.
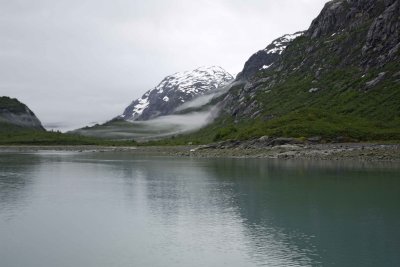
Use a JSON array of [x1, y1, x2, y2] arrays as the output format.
[[236, 32, 304, 81], [120, 66, 233, 121], [0, 96, 44, 131], [173, 0, 400, 143]]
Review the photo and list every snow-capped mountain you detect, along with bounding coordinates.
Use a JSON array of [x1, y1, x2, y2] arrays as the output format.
[[120, 66, 233, 121], [236, 32, 304, 81]]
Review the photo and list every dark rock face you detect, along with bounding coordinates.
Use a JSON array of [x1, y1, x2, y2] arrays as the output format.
[[120, 66, 233, 121], [0, 96, 44, 130], [236, 32, 304, 81], [365, 72, 387, 89], [306, 0, 385, 39], [306, 0, 399, 68], [362, 0, 400, 67]]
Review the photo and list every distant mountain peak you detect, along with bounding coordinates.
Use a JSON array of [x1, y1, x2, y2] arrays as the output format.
[[120, 66, 233, 121]]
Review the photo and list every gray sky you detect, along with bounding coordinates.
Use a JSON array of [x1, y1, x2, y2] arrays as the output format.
[[0, 0, 328, 131]]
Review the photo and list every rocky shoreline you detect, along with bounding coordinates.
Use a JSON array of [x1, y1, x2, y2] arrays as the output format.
[[188, 142, 400, 161], [0, 139, 399, 162]]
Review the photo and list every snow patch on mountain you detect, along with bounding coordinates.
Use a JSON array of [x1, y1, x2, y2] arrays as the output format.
[[260, 63, 274, 70], [120, 66, 233, 121], [265, 32, 304, 55]]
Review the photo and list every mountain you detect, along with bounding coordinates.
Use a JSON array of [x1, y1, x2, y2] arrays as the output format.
[[171, 0, 400, 143], [0, 96, 44, 131], [120, 66, 233, 121], [236, 32, 304, 81]]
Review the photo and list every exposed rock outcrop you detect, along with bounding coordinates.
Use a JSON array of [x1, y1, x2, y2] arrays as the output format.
[[362, 0, 400, 67], [305, 0, 399, 68]]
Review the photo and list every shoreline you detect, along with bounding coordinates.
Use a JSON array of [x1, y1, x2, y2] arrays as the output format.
[[0, 142, 399, 162]]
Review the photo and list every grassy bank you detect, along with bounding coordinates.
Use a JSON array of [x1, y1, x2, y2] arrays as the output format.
[[0, 123, 137, 146]]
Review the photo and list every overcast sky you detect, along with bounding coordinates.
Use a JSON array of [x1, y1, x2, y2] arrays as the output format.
[[0, 0, 328, 131]]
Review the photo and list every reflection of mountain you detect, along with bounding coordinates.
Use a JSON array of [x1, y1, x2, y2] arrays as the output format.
[[0, 153, 40, 219], [112, 156, 318, 266], [206, 159, 400, 267], [79, 154, 304, 266]]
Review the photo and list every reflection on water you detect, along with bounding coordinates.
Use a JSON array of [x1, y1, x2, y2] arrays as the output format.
[[0, 153, 43, 219], [0, 152, 399, 267]]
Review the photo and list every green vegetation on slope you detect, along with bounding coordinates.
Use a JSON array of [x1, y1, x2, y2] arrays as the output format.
[[0, 96, 27, 113]]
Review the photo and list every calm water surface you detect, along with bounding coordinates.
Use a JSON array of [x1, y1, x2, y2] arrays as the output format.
[[0, 151, 399, 267]]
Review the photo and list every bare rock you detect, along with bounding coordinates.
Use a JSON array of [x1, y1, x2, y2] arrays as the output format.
[[365, 72, 387, 89]]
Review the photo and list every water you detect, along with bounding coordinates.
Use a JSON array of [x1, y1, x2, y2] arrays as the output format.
[[0, 151, 399, 267]]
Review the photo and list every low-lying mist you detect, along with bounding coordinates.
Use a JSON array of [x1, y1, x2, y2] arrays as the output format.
[[174, 82, 235, 112], [75, 105, 221, 141]]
